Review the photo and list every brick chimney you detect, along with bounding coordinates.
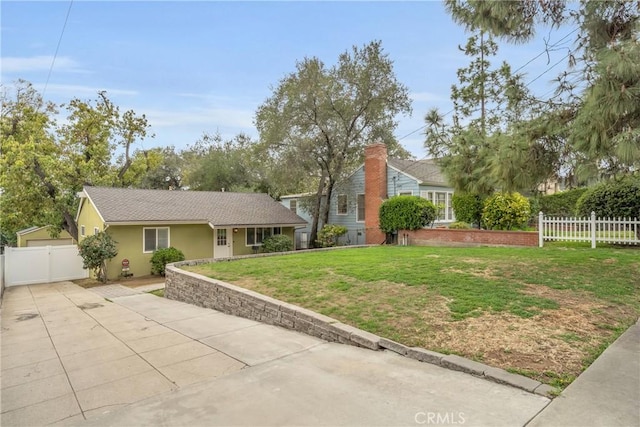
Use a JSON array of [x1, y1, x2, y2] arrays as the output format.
[[364, 143, 388, 244]]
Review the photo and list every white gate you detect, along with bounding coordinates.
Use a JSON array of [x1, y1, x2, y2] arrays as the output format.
[[4, 245, 88, 287]]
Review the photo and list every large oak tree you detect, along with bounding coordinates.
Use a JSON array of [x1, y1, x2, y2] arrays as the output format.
[[255, 41, 412, 247]]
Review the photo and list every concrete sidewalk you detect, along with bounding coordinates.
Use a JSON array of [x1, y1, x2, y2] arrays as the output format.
[[2, 281, 550, 426]]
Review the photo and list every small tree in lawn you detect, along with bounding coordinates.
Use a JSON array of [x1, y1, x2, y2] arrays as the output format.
[[379, 196, 437, 236], [78, 232, 118, 283]]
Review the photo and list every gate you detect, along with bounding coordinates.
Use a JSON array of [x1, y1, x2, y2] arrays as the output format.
[[3, 245, 88, 287]]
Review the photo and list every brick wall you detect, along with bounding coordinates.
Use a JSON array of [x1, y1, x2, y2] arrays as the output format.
[[402, 228, 538, 247], [364, 143, 388, 244]]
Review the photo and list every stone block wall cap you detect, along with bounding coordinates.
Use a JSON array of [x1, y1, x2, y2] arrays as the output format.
[[441, 354, 490, 376], [483, 367, 541, 392], [379, 338, 410, 356]]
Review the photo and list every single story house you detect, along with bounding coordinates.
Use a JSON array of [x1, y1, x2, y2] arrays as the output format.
[[76, 186, 307, 280], [16, 226, 76, 247], [281, 143, 455, 246]]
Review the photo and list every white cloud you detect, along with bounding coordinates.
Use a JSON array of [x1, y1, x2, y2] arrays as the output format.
[[145, 107, 255, 130], [410, 91, 445, 103], [2, 55, 84, 73]]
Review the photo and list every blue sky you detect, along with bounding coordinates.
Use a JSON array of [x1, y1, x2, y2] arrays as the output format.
[[2, 1, 571, 157]]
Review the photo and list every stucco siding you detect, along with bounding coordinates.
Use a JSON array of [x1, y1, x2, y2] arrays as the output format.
[[105, 224, 214, 280], [77, 199, 105, 242]]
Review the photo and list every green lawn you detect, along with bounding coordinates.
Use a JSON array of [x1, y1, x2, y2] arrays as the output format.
[[186, 245, 640, 388]]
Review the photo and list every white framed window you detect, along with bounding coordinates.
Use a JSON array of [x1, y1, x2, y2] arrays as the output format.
[[356, 194, 365, 222], [143, 227, 170, 253], [289, 200, 297, 215], [420, 191, 455, 222], [216, 228, 227, 246], [246, 227, 279, 246], [80, 225, 86, 237], [93, 227, 100, 235], [337, 194, 348, 215]]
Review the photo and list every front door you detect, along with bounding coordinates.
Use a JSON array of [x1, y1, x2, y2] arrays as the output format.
[[214, 228, 232, 259]]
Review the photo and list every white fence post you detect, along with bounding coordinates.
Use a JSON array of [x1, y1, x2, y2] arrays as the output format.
[[538, 211, 544, 247], [590, 211, 597, 249]]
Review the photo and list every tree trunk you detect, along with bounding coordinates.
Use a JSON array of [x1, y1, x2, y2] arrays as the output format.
[[308, 173, 326, 248], [63, 211, 79, 242], [321, 177, 336, 228]]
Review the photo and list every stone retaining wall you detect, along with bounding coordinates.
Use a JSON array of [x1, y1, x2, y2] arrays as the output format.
[[165, 252, 554, 397]]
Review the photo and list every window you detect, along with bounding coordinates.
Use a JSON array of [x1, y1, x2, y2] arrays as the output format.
[[216, 228, 227, 246], [144, 227, 169, 253], [93, 227, 100, 235], [399, 191, 413, 196], [80, 225, 85, 237], [289, 200, 297, 215], [337, 194, 348, 215], [246, 227, 278, 246], [356, 194, 365, 222], [420, 191, 455, 222]]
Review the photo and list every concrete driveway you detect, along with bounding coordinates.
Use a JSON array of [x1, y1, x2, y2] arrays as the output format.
[[1, 281, 553, 426]]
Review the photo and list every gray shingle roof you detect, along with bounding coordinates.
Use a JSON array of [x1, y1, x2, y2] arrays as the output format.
[[387, 158, 449, 186], [83, 186, 307, 226]]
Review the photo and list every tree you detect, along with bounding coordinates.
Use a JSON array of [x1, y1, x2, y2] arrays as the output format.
[[255, 41, 412, 247], [443, 1, 640, 181], [379, 195, 437, 234], [78, 232, 118, 283], [0, 80, 152, 241], [424, 32, 530, 195], [186, 133, 260, 192]]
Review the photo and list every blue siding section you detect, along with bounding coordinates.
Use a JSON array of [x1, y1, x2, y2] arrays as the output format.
[[387, 165, 420, 197], [279, 196, 313, 248], [281, 161, 457, 247], [327, 166, 367, 245]]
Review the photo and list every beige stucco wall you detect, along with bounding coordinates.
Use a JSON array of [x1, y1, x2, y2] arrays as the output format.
[[105, 224, 215, 280], [76, 198, 105, 240], [17, 227, 76, 247]]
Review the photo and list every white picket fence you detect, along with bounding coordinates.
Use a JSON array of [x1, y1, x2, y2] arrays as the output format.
[[3, 245, 88, 287], [539, 211, 640, 248]]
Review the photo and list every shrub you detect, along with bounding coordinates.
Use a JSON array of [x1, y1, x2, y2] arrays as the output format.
[[576, 177, 640, 218], [452, 193, 483, 227], [482, 192, 531, 230], [261, 234, 293, 253], [150, 247, 185, 276], [538, 188, 588, 217], [316, 224, 348, 248], [78, 232, 118, 283], [379, 195, 437, 234], [449, 221, 472, 229]]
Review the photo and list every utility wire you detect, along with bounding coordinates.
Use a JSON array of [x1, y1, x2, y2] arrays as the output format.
[[397, 28, 579, 143], [43, 0, 74, 99]]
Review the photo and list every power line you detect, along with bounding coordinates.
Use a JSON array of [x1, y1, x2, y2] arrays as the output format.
[[43, 0, 74, 99]]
